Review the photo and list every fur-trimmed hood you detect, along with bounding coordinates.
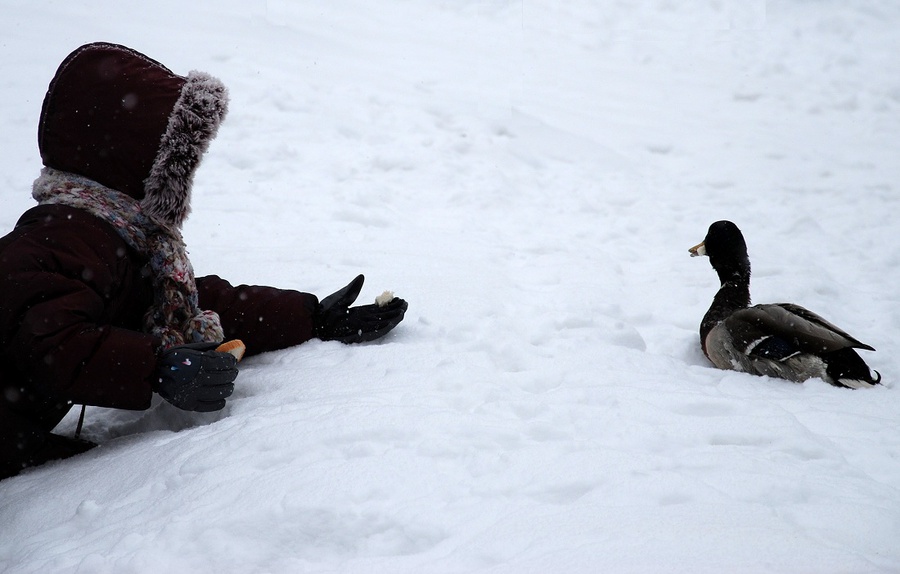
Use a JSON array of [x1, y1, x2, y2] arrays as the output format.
[[37, 42, 228, 228]]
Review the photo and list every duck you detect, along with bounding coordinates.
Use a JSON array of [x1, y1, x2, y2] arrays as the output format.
[[689, 220, 880, 389]]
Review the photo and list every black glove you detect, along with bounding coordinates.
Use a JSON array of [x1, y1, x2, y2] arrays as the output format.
[[154, 343, 238, 412], [314, 274, 408, 344]]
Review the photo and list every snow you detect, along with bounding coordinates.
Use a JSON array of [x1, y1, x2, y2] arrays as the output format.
[[2, 1, 900, 572]]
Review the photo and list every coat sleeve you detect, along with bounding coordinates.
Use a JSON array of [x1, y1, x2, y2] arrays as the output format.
[[196, 275, 319, 356], [0, 208, 161, 411], [1, 271, 160, 410]]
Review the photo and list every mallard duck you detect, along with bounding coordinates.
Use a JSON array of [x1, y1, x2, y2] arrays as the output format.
[[689, 220, 880, 389]]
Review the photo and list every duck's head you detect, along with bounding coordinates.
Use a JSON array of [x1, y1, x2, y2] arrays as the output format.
[[690, 220, 751, 284]]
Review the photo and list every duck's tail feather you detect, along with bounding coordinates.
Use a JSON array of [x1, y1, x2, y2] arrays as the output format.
[[825, 348, 881, 389]]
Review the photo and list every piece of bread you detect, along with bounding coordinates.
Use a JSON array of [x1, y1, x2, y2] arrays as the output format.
[[216, 339, 246, 362], [375, 290, 395, 307]]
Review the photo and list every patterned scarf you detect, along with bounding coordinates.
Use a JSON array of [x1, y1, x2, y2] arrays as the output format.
[[32, 168, 224, 350]]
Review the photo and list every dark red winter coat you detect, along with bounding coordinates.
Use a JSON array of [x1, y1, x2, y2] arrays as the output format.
[[0, 43, 318, 477], [0, 204, 317, 432]]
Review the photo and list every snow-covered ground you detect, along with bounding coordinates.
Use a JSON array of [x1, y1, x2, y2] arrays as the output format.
[[3, 1, 900, 572]]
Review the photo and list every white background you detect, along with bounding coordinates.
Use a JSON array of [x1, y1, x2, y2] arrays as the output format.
[[1, 1, 899, 572]]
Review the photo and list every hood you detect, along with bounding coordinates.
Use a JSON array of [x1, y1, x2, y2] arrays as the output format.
[[37, 42, 229, 227]]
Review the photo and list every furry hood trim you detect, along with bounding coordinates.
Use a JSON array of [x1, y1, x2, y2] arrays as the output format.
[[142, 70, 229, 225], [37, 42, 229, 228]]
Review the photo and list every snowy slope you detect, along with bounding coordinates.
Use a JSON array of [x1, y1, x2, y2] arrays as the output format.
[[2, 1, 900, 572]]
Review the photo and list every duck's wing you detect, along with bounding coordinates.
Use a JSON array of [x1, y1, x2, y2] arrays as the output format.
[[723, 304, 874, 362], [770, 303, 875, 351], [721, 308, 801, 361]]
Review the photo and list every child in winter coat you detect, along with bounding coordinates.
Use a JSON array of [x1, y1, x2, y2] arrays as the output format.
[[0, 42, 408, 479]]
